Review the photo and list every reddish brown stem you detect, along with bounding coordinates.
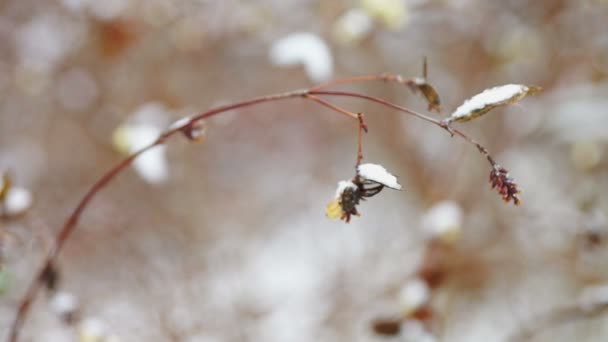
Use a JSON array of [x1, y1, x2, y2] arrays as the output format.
[[8, 81, 499, 342], [304, 94, 359, 119], [310, 73, 410, 92]]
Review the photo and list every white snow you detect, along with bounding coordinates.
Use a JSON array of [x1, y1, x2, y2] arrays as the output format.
[[421, 201, 463, 243], [334, 180, 357, 198], [129, 126, 168, 184], [357, 163, 402, 190], [50, 291, 78, 316], [333, 8, 374, 45], [168, 116, 191, 131], [113, 124, 168, 184], [450, 84, 528, 120], [269, 32, 333, 83], [579, 284, 608, 311], [398, 278, 430, 315], [78, 317, 106, 341], [2, 187, 33, 216]]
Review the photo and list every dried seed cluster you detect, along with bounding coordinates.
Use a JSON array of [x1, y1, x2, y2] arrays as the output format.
[[489, 165, 521, 205]]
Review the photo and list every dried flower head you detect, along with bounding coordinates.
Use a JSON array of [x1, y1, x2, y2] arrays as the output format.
[[447, 84, 541, 123], [408, 77, 441, 113], [326, 163, 402, 222], [489, 165, 521, 205]]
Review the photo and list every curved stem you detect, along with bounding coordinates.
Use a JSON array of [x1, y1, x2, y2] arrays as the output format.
[[7, 89, 308, 342], [8, 80, 498, 342]]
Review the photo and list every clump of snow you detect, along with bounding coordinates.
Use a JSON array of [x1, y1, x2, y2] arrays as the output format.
[[2, 187, 33, 217], [269, 32, 333, 83], [450, 84, 530, 122], [421, 201, 464, 243], [78, 317, 106, 342], [50, 291, 79, 317], [332, 8, 374, 45], [398, 278, 430, 315], [360, 0, 409, 30], [113, 124, 168, 184], [357, 163, 402, 190], [112, 103, 174, 184]]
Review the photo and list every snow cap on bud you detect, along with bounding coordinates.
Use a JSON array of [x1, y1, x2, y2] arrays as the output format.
[[398, 278, 430, 316], [357, 163, 402, 190], [50, 291, 79, 323], [448, 84, 541, 123], [421, 201, 463, 244]]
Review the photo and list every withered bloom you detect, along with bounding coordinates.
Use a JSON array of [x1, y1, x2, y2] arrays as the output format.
[[407, 77, 441, 113], [326, 163, 402, 223], [489, 165, 521, 205]]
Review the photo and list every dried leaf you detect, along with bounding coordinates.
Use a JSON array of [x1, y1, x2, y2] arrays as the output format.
[[407, 77, 441, 112]]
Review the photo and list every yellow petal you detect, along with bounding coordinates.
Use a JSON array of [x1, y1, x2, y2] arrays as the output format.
[[325, 200, 343, 219]]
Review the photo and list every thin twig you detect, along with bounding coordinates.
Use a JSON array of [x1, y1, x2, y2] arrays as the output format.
[[356, 113, 367, 167], [303, 94, 359, 119]]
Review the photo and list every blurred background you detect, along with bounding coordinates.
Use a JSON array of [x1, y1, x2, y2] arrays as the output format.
[[1, 0, 608, 341]]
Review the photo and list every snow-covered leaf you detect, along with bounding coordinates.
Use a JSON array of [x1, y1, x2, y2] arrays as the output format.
[[448, 84, 541, 123], [357, 163, 402, 189]]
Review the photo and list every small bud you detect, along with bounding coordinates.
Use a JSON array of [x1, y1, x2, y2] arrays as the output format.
[[168, 116, 207, 142], [448, 84, 541, 123]]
